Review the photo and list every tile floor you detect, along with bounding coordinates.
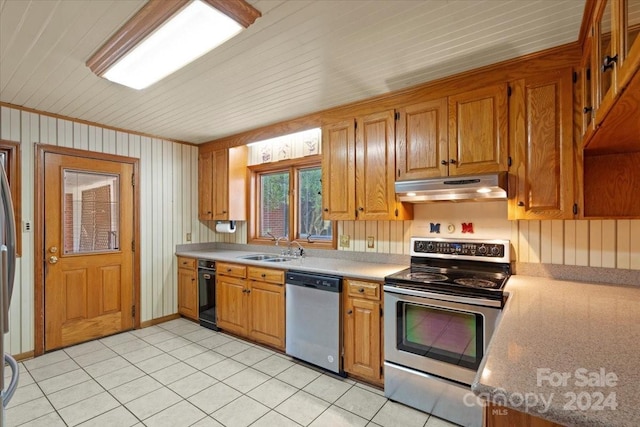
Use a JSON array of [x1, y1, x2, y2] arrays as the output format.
[[4, 318, 459, 427]]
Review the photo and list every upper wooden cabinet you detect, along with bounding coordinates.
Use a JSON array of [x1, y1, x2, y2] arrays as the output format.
[[509, 68, 576, 219], [198, 146, 248, 221], [448, 84, 510, 176], [322, 111, 412, 221], [395, 98, 449, 180], [584, 0, 640, 150], [322, 119, 356, 220]]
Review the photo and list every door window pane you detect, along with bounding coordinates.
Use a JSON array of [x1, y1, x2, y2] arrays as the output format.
[[260, 171, 289, 239], [63, 170, 119, 254], [298, 167, 332, 241]]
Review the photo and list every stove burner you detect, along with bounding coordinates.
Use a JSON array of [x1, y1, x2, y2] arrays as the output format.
[[406, 272, 448, 282], [453, 278, 497, 288]]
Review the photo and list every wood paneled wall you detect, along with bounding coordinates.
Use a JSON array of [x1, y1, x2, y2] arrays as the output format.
[[0, 105, 202, 355], [334, 203, 640, 270]]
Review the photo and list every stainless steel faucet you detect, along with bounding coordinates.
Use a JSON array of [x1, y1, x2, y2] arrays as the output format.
[[290, 240, 305, 258]]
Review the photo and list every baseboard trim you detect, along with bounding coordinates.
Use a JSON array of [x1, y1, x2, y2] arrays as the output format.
[[140, 313, 180, 328], [12, 351, 35, 362]]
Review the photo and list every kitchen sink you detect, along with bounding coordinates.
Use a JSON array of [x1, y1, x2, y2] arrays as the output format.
[[263, 257, 290, 262], [238, 254, 280, 261]]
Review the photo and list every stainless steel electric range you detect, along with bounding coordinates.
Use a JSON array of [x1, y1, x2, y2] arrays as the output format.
[[384, 237, 511, 427]]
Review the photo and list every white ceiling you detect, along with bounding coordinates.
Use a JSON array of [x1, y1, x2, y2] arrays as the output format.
[[0, 0, 586, 144]]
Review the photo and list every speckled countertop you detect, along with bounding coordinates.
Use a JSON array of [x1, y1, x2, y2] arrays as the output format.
[[175, 247, 408, 281], [472, 275, 640, 427]]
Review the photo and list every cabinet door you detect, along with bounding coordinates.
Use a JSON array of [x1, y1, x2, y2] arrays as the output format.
[[396, 98, 448, 180], [322, 120, 356, 220], [198, 151, 213, 220], [593, 0, 619, 126], [485, 403, 564, 427], [344, 297, 381, 383], [448, 84, 509, 175], [248, 280, 285, 349], [355, 110, 397, 220], [216, 276, 248, 336], [617, 0, 640, 90], [509, 69, 575, 219], [212, 149, 229, 220], [177, 267, 198, 320]]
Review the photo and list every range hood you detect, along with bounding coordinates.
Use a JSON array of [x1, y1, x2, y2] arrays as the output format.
[[395, 172, 508, 202]]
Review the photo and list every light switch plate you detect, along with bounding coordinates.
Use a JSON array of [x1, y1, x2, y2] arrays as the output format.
[[367, 236, 374, 248], [339, 235, 350, 248], [186, 233, 192, 242]]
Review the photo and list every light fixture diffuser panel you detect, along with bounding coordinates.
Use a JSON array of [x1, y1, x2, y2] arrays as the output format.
[[103, 0, 243, 89]]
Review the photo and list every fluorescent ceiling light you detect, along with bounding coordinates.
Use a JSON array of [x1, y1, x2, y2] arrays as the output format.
[[87, 0, 260, 90]]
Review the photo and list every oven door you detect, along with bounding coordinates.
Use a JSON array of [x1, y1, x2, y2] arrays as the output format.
[[384, 285, 501, 385]]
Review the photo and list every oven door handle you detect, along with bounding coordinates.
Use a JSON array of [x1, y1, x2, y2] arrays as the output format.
[[383, 285, 503, 308]]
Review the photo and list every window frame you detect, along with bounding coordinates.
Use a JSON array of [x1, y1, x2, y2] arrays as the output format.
[[249, 155, 335, 249], [0, 140, 21, 257]]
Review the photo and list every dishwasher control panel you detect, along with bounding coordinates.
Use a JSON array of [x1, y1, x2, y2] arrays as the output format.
[[286, 271, 342, 292]]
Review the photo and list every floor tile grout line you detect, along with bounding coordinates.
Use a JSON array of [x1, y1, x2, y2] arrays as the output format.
[[10, 319, 456, 427]]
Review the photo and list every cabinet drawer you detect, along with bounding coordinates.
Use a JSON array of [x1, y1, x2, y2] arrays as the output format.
[[217, 262, 247, 278], [346, 279, 381, 300], [248, 267, 284, 285], [177, 257, 196, 269]]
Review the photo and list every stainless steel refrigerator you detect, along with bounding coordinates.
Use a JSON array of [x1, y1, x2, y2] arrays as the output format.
[[1, 162, 19, 423]]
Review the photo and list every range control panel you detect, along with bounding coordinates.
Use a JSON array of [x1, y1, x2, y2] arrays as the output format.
[[413, 239, 506, 258]]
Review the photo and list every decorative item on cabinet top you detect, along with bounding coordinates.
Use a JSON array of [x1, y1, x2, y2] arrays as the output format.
[[395, 172, 508, 203]]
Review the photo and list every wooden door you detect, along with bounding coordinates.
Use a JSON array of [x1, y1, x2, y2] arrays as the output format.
[[198, 151, 213, 220], [509, 69, 575, 219], [216, 275, 248, 336], [448, 84, 509, 175], [44, 152, 134, 351], [248, 280, 285, 349], [321, 120, 356, 220], [177, 267, 198, 321], [212, 149, 229, 220], [355, 110, 397, 220], [344, 297, 381, 382], [396, 98, 449, 180]]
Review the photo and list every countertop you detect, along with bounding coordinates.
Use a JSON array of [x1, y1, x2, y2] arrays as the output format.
[[175, 248, 408, 281], [472, 275, 640, 427]]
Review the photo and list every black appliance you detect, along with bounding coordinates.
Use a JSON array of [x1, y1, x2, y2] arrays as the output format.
[[198, 259, 217, 331]]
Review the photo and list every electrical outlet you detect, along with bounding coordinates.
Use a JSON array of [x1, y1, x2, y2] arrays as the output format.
[[23, 220, 32, 233], [339, 235, 350, 248], [186, 233, 192, 242], [367, 236, 375, 248]]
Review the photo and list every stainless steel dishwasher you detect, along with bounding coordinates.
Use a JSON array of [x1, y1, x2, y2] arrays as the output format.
[[285, 270, 343, 375]]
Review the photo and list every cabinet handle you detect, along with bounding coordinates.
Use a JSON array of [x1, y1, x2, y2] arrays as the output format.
[[518, 201, 524, 207], [222, 210, 227, 214], [358, 207, 364, 211], [583, 107, 593, 114], [601, 54, 618, 72], [323, 208, 329, 212], [449, 159, 457, 164], [358, 288, 365, 293], [441, 160, 449, 165], [347, 309, 353, 315], [261, 273, 266, 278], [246, 289, 251, 294], [227, 268, 232, 272], [207, 211, 212, 214]]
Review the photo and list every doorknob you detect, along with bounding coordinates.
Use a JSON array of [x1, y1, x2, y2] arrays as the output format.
[[49, 246, 58, 254], [49, 255, 59, 264]]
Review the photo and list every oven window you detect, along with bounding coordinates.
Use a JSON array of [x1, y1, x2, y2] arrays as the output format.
[[397, 302, 483, 370]]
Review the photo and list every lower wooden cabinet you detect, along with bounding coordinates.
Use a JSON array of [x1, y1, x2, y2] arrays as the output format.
[[216, 262, 286, 350], [343, 278, 383, 385], [484, 403, 564, 427], [177, 257, 198, 321]]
